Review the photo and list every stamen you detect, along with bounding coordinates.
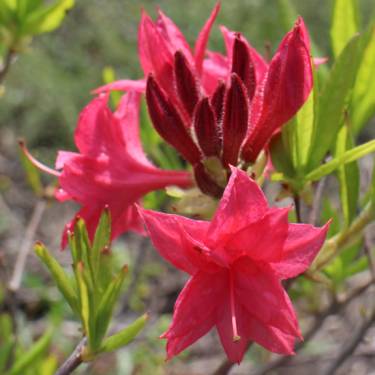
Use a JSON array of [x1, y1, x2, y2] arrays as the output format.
[[18, 139, 61, 177], [229, 271, 241, 342]]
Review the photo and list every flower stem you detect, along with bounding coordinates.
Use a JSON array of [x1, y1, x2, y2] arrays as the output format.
[[313, 202, 374, 270]]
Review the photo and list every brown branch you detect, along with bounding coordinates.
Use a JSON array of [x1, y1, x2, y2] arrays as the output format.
[[55, 337, 86, 375], [8, 200, 47, 292], [0, 49, 15, 84], [212, 343, 252, 375], [252, 279, 373, 375], [309, 177, 326, 225], [322, 307, 375, 375], [293, 195, 302, 223]]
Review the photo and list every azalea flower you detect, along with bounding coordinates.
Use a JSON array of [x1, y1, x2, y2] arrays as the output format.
[[22, 92, 191, 247], [140, 167, 329, 363], [97, 5, 313, 198]]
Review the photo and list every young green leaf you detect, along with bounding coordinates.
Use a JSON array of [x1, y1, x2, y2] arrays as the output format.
[[18, 147, 43, 196], [75, 262, 93, 347], [306, 139, 375, 182], [22, 0, 74, 35], [91, 207, 111, 283], [330, 0, 359, 58], [351, 24, 375, 134], [8, 328, 53, 375], [99, 314, 148, 354], [335, 124, 359, 226], [269, 132, 295, 178], [34, 242, 78, 314], [93, 265, 128, 349]]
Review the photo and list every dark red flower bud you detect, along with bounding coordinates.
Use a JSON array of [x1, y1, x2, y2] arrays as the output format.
[[194, 162, 224, 198], [174, 51, 200, 117], [232, 33, 256, 100], [210, 80, 226, 124], [193, 98, 221, 157], [146, 75, 201, 164], [222, 73, 249, 167]]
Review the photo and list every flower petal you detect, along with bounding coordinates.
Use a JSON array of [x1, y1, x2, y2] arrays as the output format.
[[242, 17, 313, 162], [163, 270, 225, 359], [208, 167, 268, 244], [140, 209, 210, 274], [93, 79, 146, 95], [224, 207, 289, 263], [270, 221, 330, 279], [194, 3, 221, 75], [234, 258, 300, 338]]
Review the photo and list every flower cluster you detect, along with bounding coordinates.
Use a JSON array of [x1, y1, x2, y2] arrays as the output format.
[[25, 4, 329, 364]]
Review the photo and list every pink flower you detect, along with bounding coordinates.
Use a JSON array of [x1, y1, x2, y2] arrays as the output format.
[[23, 92, 192, 247], [96, 7, 312, 181], [140, 167, 329, 363]]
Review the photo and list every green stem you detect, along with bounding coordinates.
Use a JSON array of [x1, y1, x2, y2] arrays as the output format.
[[313, 202, 374, 270]]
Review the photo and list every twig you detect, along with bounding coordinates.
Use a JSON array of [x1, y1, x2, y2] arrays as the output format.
[[364, 233, 375, 281], [293, 195, 302, 223], [322, 307, 375, 375], [309, 177, 326, 225], [55, 337, 87, 375], [122, 238, 149, 313], [252, 279, 373, 375], [8, 199, 47, 291], [0, 49, 15, 83], [212, 343, 252, 375]]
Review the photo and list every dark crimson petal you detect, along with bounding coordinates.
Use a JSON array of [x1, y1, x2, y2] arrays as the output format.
[[146, 75, 202, 165], [210, 80, 226, 124], [232, 33, 256, 100], [222, 73, 249, 167], [193, 97, 221, 157], [242, 18, 313, 162], [194, 162, 224, 198], [174, 51, 200, 117]]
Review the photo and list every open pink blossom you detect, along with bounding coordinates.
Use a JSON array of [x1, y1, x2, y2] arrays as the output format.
[[23, 92, 192, 247], [140, 167, 329, 363]]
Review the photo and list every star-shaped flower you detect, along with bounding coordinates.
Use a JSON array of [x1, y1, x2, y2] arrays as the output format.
[[140, 167, 329, 363]]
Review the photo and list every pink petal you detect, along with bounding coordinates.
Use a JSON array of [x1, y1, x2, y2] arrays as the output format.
[[234, 258, 300, 339], [163, 270, 225, 359], [194, 3, 221, 75], [242, 17, 313, 162], [270, 221, 330, 279], [138, 11, 176, 98], [55, 151, 77, 170], [245, 318, 296, 355], [74, 95, 112, 157], [156, 9, 193, 62], [224, 207, 289, 263], [220, 26, 268, 84], [140, 209, 210, 274], [208, 167, 268, 244], [93, 79, 146, 95], [201, 52, 229, 95]]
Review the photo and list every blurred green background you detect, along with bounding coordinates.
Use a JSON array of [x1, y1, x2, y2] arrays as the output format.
[[0, 0, 374, 155]]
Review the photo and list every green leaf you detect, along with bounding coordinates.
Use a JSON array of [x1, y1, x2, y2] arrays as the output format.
[[91, 208, 111, 284], [8, 328, 53, 375], [18, 147, 43, 196], [330, 0, 359, 58], [269, 132, 295, 178], [22, 0, 74, 35], [335, 123, 359, 226], [351, 24, 375, 134], [75, 262, 93, 346], [99, 313, 148, 354], [93, 265, 128, 349], [308, 30, 371, 169], [306, 139, 375, 182], [34, 242, 78, 314]]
